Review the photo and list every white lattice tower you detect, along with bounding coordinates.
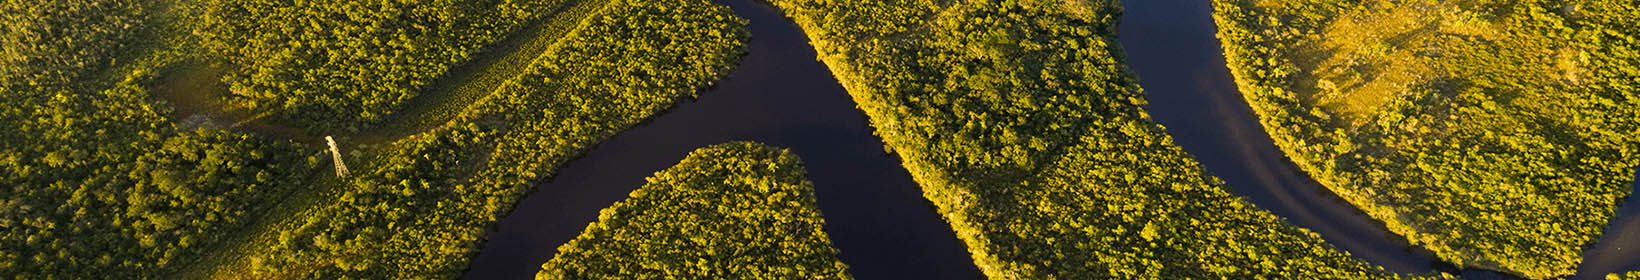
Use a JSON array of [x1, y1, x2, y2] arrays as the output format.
[[326, 136, 350, 178]]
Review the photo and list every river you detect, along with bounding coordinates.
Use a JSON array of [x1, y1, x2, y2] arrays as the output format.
[[462, 0, 1640, 278], [461, 0, 983, 278], [1118, 0, 1640, 279]]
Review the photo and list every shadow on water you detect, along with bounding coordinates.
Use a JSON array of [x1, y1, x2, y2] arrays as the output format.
[[1118, 0, 1640, 279], [461, 0, 983, 279]]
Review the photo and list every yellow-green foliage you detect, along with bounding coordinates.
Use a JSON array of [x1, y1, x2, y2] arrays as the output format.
[[1213, 0, 1640, 277], [192, 0, 566, 131], [216, 0, 748, 278], [767, 0, 1393, 278], [0, 0, 144, 87], [376, 0, 611, 134], [1611, 270, 1640, 280], [537, 142, 852, 279], [0, 0, 323, 278]]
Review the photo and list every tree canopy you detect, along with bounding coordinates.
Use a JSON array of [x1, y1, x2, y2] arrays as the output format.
[[1213, 0, 1640, 277], [766, 0, 1396, 278], [538, 142, 852, 280]]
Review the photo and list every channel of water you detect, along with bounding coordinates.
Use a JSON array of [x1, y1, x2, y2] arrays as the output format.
[[463, 0, 1640, 278], [1119, 0, 1640, 279], [462, 0, 983, 278]]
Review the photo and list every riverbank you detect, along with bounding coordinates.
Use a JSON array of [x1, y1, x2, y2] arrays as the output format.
[[463, 0, 981, 278]]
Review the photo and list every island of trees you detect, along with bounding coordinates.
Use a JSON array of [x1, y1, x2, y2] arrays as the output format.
[[537, 142, 852, 279]]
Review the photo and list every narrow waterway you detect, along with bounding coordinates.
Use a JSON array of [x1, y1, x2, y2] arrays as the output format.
[[1118, 0, 1640, 279], [1576, 171, 1640, 278], [460, 0, 1639, 278], [461, 0, 983, 278], [1117, 0, 1437, 274]]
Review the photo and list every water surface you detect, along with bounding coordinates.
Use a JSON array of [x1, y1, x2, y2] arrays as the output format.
[[463, 0, 1640, 278], [462, 0, 983, 278], [1118, 0, 1640, 278]]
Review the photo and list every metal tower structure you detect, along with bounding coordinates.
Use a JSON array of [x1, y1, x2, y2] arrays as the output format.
[[326, 136, 350, 178]]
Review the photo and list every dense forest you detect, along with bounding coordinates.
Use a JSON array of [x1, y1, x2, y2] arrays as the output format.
[[192, 0, 567, 132], [9, 0, 1637, 277], [0, 0, 323, 278], [1, 0, 745, 277], [767, 0, 1395, 278], [1213, 0, 1640, 277], [197, 0, 749, 277], [537, 142, 852, 279], [371, 0, 611, 135]]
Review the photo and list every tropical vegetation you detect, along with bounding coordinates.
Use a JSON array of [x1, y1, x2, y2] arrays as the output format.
[[1213, 0, 1640, 277], [2, 0, 746, 278], [766, 0, 1397, 278], [372, 0, 611, 135], [12, 0, 1636, 277], [193, 0, 565, 132], [537, 142, 852, 280], [0, 0, 322, 278], [201, 0, 748, 277]]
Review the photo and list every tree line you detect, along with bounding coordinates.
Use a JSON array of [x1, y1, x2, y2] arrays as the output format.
[[537, 142, 852, 279], [192, 0, 568, 133], [218, 0, 751, 277], [0, 0, 322, 278], [766, 0, 1398, 278], [1213, 0, 1640, 277]]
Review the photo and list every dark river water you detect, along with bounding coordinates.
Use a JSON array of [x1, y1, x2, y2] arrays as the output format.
[[462, 0, 983, 278], [462, 0, 1640, 278], [1119, 0, 1640, 279]]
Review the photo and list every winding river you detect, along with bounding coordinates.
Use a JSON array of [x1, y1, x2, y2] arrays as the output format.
[[464, 0, 1640, 278], [463, 0, 983, 278]]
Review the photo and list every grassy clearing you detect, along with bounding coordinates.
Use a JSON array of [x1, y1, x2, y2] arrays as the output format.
[[766, 0, 1396, 278], [1214, 0, 1640, 277], [537, 142, 852, 279]]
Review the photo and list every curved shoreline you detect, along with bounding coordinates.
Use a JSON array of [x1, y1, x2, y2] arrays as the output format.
[[461, 0, 982, 278], [1117, 0, 1640, 278], [1116, 0, 1435, 273], [460, 0, 1637, 278]]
